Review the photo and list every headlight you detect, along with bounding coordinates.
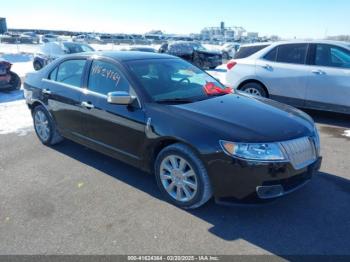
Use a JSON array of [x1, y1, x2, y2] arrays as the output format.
[[220, 140, 286, 161]]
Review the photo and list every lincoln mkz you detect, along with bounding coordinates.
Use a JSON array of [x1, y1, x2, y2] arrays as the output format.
[[24, 51, 322, 208]]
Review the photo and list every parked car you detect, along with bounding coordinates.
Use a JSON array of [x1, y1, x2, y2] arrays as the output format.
[[20, 32, 40, 44], [41, 34, 59, 43], [113, 34, 135, 45], [144, 34, 166, 44], [73, 34, 101, 44], [159, 41, 222, 69], [221, 43, 241, 60], [131, 34, 150, 45], [33, 41, 94, 70], [24, 51, 321, 209], [121, 46, 156, 52], [0, 59, 21, 91], [99, 34, 115, 44], [225, 40, 350, 114]]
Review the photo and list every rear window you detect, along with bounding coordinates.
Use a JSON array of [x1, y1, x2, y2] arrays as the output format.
[[234, 45, 269, 59], [276, 44, 308, 64]]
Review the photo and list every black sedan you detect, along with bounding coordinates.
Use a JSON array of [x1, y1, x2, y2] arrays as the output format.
[[159, 41, 222, 69], [23, 51, 322, 209]]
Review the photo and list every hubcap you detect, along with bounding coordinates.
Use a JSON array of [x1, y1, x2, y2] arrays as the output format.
[[34, 110, 50, 141], [160, 155, 198, 202], [244, 87, 262, 96]]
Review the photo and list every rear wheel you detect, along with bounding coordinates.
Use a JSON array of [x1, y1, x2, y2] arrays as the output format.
[[32, 105, 64, 145], [9, 72, 21, 90], [240, 82, 267, 97], [155, 143, 212, 209]]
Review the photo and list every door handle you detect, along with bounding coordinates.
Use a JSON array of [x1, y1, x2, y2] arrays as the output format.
[[81, 101, 94, 109], [312, 69, 326, 75], [42, 89, 51, 95], [262, 64, 272, 70]]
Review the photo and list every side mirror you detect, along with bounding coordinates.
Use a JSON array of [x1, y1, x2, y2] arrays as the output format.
[[107, 91, 135, 105]]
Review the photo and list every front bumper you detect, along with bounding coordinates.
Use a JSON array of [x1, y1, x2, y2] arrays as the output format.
[[205, 153, 322, 202]]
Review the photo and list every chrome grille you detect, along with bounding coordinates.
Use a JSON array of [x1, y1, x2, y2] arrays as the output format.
[[280, 137, 317, 170]]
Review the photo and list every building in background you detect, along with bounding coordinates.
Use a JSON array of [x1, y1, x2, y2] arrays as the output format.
[[0, 17, 7, 34], [200, 22, 246, 42]]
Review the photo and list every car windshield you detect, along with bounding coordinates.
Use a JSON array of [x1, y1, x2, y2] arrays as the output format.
[[127, 58, 231, 103], [63, 43, 94, 54]]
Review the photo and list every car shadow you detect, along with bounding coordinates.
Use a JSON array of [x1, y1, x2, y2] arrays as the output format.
[[305, 109, 350, 129], [0, 89, 24, 103], [51, 140, 350, 255]]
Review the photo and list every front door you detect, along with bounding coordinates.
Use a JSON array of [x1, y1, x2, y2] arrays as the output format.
[[80, 59, 146, 163], [306, 44, 350, 113]]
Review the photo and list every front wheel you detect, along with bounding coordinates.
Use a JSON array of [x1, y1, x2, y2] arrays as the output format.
[[33, 61, 43, 71], [155, 143, 212, 209]]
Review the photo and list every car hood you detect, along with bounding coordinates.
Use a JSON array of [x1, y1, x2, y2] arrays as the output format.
[[157, 94, 315, 143]]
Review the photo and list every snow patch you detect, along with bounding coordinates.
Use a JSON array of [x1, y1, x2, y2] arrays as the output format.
[[343, 130, 350, 138], [0, 99, 33, 136]]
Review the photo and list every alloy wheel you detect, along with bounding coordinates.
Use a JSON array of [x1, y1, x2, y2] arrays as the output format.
[[160, 155, 198, 202], [244, 87, 262, 96], [34, 110, 50, 142]]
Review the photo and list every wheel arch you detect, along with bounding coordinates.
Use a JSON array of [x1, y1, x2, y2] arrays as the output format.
[[29, 100, 55, 121], [237, 79, 270, 97], [146, 137, 203, 173]]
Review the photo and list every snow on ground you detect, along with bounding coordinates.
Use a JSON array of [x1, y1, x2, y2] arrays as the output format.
[[0, 43, 39, 55], [0, 91, 33, 136], [0, 47, 35, 78]]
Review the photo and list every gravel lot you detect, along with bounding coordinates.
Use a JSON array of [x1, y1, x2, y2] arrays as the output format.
[[0, 100, 349, 255]]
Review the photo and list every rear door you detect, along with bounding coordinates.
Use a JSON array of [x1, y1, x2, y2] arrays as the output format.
[[255, 44, 309, 107], [305, 44, 350, 113], [41, 58, 87, 135], [79, 58, 146, 163]]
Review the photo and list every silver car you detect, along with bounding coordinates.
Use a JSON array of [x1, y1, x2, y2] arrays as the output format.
[[225, 40, 350, 114]]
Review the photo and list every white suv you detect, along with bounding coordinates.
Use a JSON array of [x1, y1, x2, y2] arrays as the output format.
[[225, 41, 350, 114]]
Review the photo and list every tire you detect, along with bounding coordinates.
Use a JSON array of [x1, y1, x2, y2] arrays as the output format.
[[240, 82, 267, 97], [222, 52, 230, 60], [32, 105, 64, 145], [33, 60, 43, 71], [193, 54, 204, 69], [155, 143, 212, 209], [9, 72, 21, 90]]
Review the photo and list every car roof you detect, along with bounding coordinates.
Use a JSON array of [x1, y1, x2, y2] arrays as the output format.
[[68, 51, 176, 61], [269, 40, 350, 49], [239, 42, 272, 47]]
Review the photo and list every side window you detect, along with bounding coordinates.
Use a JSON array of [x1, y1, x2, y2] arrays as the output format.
[[88, 60, 129, 95], [264, 47, 277, 61], [234, 45, 269, 59], [56, 59, 86, 87], [48, 66, 58, 80], [276, 44, 308, 64], [315, 44, 350, 69]]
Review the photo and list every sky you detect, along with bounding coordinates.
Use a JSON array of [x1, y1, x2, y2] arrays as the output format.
[[0, 0, 349, 39]]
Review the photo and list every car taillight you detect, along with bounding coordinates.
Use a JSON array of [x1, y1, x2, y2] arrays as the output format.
[[227, 60, 237, 70]]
